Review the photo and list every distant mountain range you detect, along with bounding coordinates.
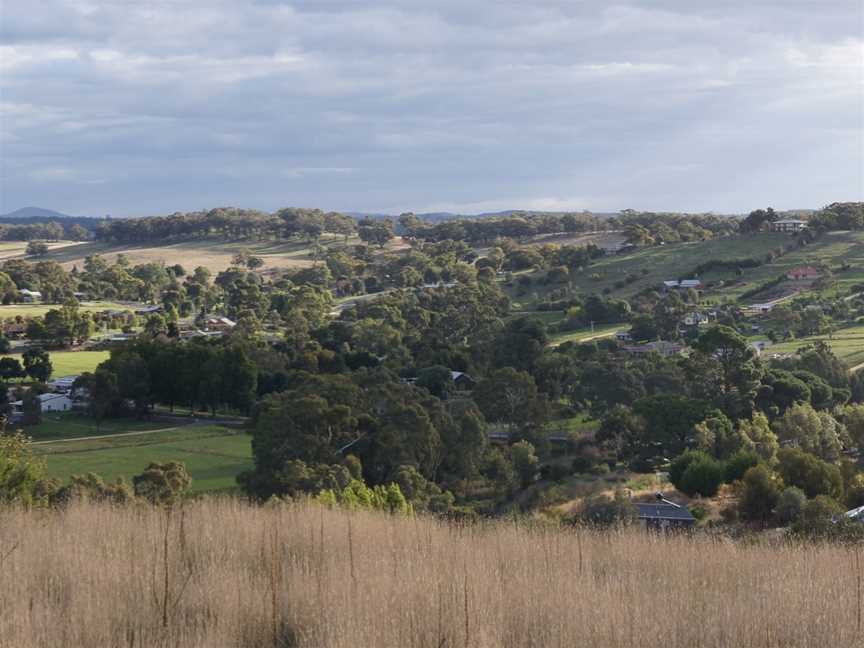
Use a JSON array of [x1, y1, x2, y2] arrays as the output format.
[[0, 206, 85, 220]]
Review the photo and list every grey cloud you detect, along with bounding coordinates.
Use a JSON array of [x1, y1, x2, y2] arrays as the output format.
[[1, 0, 862, 216]]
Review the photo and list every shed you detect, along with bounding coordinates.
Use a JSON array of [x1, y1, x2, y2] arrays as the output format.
[[450, 371, 477, 390], [635, 494, 695, 530], [18, 289, 42, 303]]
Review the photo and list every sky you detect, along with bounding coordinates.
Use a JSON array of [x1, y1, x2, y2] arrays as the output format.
[[1, 1, 863, 218]]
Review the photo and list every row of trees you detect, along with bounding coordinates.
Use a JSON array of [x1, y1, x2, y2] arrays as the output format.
[[95, 207, 356, 243]]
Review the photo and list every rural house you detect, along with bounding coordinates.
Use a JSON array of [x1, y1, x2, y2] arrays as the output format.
[[770, 219, 807, 233], [786, 266, 821, 281], [135, 305, 163, 316], [18, 289, 42, 303], [206, 316, 237, 332], [662, 279, 702, 290], [10, 392, 74, 422], [635, 493, 696, 530], [622, 341, 686, 357], [450, 371, 477, 391], [47, 375, 80, 393], [682, 312, 710, 327]]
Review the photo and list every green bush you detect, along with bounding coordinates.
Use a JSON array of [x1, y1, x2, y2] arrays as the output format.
[[777, 448, 843, 500], [678, 457, 725, 497], [724, 449, 761, 483], [776, 487, 806, 525], [738, 465, 782, 523], [577, 490, 637, 527], [792, 496, 844, 536]]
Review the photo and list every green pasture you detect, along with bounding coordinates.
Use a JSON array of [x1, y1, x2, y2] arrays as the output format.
[[0, 350, 109, 378], [22, 411, 170, 441], [35, 425, 253, 493], [0, 301, 131, 318], [767, 323, 864, 367], [528, 230, 864, 304]]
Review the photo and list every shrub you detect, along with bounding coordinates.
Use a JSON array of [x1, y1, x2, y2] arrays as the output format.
[[792, 496, 844, 536], [578, 490, 637, 527], [776, 448, 843, 500], [132, 461, 192, 506], [738, 465, 782, 523], [775, 487, 807, 525], [678, 457, 725, 497], [669, 450, 710, 488], [724, 449, 761, 483]]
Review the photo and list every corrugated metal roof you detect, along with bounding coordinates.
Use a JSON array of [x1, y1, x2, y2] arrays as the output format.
[[635, 503, 695, 522]]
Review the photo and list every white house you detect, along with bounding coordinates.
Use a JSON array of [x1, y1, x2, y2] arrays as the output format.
[[663, 279, 702, 290], [18, 289, 42, 303], [682, 312, 710, 327], [770, 219, 807, 233], [11, 392, 74, 418], [205, 316, 236, 331], [47, 375, 80, 393]]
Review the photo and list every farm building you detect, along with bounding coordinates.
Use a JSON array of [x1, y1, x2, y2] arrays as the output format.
[[682, 312, 710, 327], [786, 266, 821, 281], [135, 305, 163, 316], [10, 392, 74, 421], [770, 219, 807, 233], [845, 506, 864, 523], [662, 279, 702, 290], [18, 289, 42, 303], [206, 316, 236, 331], [635, 494, 696, 530], [450, 371, 477, 391], [622, 341, 686, 357], [47, 375, 80, 393]]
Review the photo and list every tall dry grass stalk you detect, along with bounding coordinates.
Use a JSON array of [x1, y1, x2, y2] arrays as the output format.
[[0, 499, 858, 647]]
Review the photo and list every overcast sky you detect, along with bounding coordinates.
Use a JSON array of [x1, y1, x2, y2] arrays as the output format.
[[1, 1, 862, 217]]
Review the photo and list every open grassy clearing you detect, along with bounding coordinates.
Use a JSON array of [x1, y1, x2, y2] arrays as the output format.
[[548, 323, 626, 346], [0, 301, 131, 318], [33, 234, 409, 274], [1, 501, 857, 647], [526, 231, 864, 304], [0, 240, 84, 262], [766, 323, 864, 366], [34, 425, 252, 492], [21, 411, 174, 441], [0, 350, 109, 377]]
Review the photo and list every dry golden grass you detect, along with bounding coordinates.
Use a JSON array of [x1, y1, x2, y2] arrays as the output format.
[[0, 500, 859, 648]]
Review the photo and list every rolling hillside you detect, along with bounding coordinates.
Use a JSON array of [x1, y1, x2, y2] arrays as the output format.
[[540, 230, 864, 302]]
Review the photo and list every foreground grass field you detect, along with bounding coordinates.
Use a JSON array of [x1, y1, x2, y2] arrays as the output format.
[[0, 501, 857, 647], [34, 425, 252, 492], [0, 350, 109, 378]]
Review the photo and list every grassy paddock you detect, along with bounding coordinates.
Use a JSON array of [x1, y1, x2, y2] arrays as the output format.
[[0, 301, 130, 318], [33, 234, 385, 274], [548, 323, 626, 346], [549, 230, 864, 301], [23, 411, 171, 441], [0, 350, 109, 377], [0, 500, 857, 647], [768, 323, 864, 366], [34, 425, 252, 492]]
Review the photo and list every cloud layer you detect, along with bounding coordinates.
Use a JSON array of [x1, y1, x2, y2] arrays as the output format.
[[1, 1, 862, 216]]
